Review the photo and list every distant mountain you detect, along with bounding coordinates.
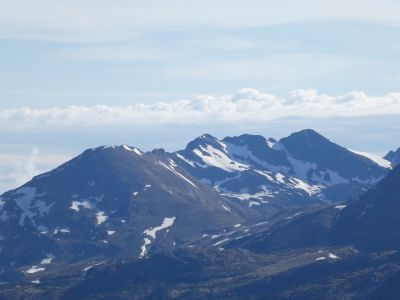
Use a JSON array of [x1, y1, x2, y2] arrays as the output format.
[[0, 145, 249, 280], [173, 129, 389, 214], [385, 147, 400, 167]]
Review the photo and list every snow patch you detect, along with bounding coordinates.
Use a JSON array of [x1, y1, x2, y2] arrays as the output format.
[[222, 204, 231, 212], [286, 212, 302, 220], [249, 201, 261, 207], [13, 187, 48, 226], [328, 253, 339, 259], [40, 255, 54, 265], [123, 145, 142, 156], [290, 178, 320, 196], [25, 266, 46, 274], [157, 161, 198, 189], [143, 217, 176, 239], [54, 228, 70, 234], [286, 155, 349, 185], [213, 238, 230, 246], [36, 225, 48, 233], [254, 170, 274, 181], [84, 261, 105, 272], [221, 186, 273, 202], [224, 142, 289, 173], [96, 211, 108, 225], [350, 149, 392, 169], [139, 238, 151, 258], [253, 221, 269, 226], [275, 173, 285, 183], [102, 145, 116, 150], [176, 153, 196, 167], [193, 144, 249, 172], [140, 217, 176, 258], [70, 200, 92, 212], [335, 205, 347, 210]]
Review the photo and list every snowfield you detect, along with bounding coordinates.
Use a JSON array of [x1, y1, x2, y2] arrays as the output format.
[[139, 217, 176, 258]]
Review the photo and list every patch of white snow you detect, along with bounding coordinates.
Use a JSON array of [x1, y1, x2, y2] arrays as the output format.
[[96, 211, 108, 225], [25, 266, 45, 274]]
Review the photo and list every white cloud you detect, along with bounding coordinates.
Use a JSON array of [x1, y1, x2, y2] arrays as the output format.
[[1, 89, 399, 130], [0, 150, 71, 193], [12, 147, 39, 186], [0, 0, 399, 42]]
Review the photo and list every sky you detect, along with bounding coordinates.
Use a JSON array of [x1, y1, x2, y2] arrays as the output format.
[[1, 0, 400, 193]]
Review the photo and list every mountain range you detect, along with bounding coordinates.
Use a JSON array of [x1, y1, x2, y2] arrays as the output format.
[[0, 129, 398, 299], [173, 129, 390, 214]]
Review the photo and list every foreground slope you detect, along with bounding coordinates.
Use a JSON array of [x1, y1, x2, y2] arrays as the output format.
[[230, 164, 400, 253], [6, 244, 400, 299]]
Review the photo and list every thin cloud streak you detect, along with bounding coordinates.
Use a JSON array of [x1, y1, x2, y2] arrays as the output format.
[[1, 1, 400, 42]]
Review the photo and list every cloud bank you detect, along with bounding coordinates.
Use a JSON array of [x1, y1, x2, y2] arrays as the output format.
[[1, 89, 400, 130]]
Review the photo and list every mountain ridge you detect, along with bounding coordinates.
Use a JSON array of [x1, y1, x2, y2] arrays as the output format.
[[172, 129, 389, 214]]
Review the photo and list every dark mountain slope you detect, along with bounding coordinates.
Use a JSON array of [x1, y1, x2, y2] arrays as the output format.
[[0, 145, 248, 280], [280, 129, 387, 182], [229, 164, 400, 253]]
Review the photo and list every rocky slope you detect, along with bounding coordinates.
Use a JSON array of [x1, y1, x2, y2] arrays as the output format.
[[0, 145, 250, 281]]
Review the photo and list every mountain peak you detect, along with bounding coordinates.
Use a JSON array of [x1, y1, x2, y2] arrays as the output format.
[[223, 134, 267, 146], [385, 147, 400, 167], [199, 133, 216, 139], [287, 129, 327, 141], [89, 145, 143, 155], [184, 133, 221, 151], [279, 129, 388, 183]]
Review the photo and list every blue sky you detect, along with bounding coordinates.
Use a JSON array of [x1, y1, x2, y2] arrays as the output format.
[[1, 0, 400, 192]]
